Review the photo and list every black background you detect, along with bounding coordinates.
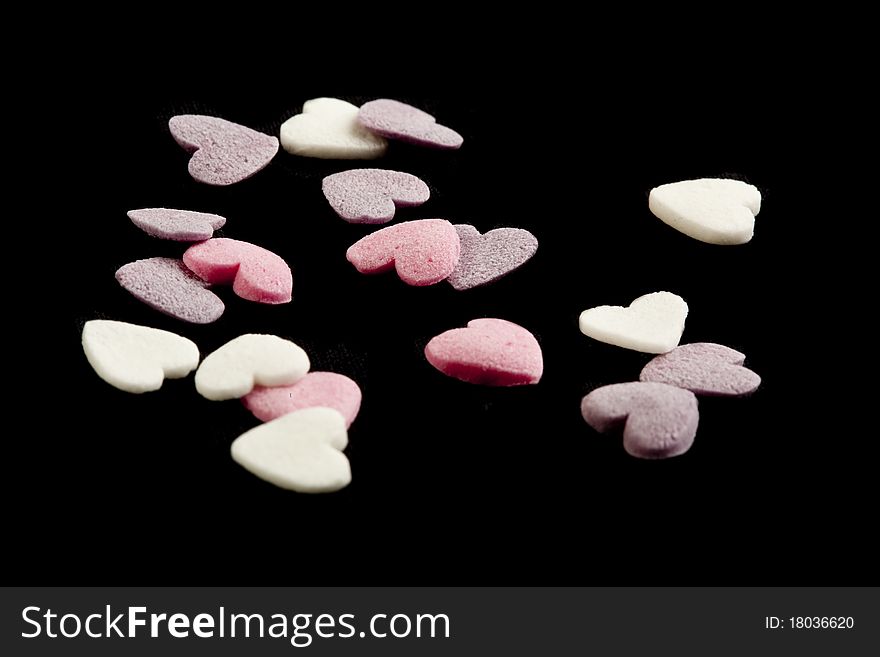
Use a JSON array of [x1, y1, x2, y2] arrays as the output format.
[[15, 47, 868, 584]]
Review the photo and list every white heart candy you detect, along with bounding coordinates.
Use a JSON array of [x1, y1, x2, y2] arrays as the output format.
[[195, 334, 310, 401], [82, 320, 199, 393], [649, 178, 761, 245], [579, 292, 688, 354], [279, 98, 388, 159], [231, 407, 351, 493]]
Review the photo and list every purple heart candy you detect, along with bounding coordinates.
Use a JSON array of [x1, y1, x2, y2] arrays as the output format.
[[640, 343, 761, 396], [321, 169, 430, 224], [358, 99, 463, 150], [447, 225, 538, 290], [128, 208, 226, 241], [168, 115, 279, 186], [115, 257, 225, 324], [581, 382, 699, 459]]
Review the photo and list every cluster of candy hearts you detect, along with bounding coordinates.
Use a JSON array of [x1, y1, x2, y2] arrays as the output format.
[[100, 98, 766, 486], [118, 209, 292, 323], [170, 97, 761, 245], [321, 169, 538, 290], [345, 219, 537, 290], [82, 321, 361, 493], [279, 97, 463, 160], [168, 100, 537, 290], [170, 105, 762, 246], [168, 98, 462, 187], [577, 292, 760, 458]]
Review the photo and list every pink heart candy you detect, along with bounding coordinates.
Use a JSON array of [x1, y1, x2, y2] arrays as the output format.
[[128, 208, 226, 241], [639, 343, 761, 396], [425, 318, 543, 386], [168, 115, 279, 186], [183, 238, 292, 304], [358, 99, 463, 150], [346, 219, 460, 286], [242, 372, 362, 427], [322, 169, 430, 224], [581, 382, 699, 459]]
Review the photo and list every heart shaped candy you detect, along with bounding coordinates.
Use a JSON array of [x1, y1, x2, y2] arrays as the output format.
[[168, 115, 278, 186], [231, 407, 351, 493], [581, 382, 699, 459], [640, 343, 761, 396], [128, 208, 226, 242], [82, 320, 199, 393], [649, 178, 761, 245], [447, 225, 538, 290], [358, 99, 463, 149], [322, 169, 430, 224], [346, 219, 460, 286], [425, 318, 543, 386], [279, 97, 387, 159], [243, 372, 363, 427], [195, 334, 310, 401], [115, 257, 225, 324], [183, 238, 292, 304], [579, 292, 688, 354]]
